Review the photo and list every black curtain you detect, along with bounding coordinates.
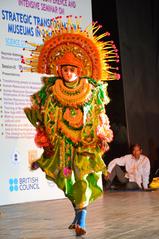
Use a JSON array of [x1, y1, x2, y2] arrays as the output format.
[[92, 0, 129, 164], [116, 0, 159, 177]]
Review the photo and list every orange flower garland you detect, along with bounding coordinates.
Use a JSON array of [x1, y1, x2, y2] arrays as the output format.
[[52, 78, 92, 107]]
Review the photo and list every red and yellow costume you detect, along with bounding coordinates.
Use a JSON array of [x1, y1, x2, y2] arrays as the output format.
[[23, 16, 119, 235]]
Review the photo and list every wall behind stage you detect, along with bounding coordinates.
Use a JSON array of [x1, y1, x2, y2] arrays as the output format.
[[116, 0, 159, 173], [0, 0, 92, 206]]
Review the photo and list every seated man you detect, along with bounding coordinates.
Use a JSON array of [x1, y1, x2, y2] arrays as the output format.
[[105, 144, 150, 190]]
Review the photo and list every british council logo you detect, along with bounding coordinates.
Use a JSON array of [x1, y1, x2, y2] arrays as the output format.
[[9, 178, 19, 192]]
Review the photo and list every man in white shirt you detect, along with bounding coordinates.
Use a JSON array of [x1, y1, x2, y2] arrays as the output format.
[[105, 144, 150, 190]]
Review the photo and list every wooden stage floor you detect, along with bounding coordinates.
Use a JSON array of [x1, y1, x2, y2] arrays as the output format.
[[1, 190, 159, 239]]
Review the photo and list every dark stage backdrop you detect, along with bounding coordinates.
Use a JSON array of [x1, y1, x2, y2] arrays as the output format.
[[92, 1, 129, 164], [92, 0, 159, 176], [116, 0, 159, 175]]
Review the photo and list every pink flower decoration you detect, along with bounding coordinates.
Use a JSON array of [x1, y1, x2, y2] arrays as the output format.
[[63, 167, 72, 177]]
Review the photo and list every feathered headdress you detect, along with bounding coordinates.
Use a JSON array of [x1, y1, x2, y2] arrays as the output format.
[[21, 15, 120, 82]]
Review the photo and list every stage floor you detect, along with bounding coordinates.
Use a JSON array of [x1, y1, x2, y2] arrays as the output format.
[[0, 190, 159, 239]]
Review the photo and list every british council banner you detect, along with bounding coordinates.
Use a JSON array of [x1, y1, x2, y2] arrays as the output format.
[[0, 0, 92, 206]]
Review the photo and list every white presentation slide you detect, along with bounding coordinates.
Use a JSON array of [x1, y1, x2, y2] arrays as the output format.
[[0, 0, 92, 206]]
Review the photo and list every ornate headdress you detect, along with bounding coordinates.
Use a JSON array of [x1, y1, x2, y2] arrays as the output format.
[[55, 52, 84, 68], [22, 16, 120, 82]]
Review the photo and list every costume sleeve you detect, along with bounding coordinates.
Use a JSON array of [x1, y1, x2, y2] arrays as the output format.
[[24, 77, 57, 148], [142, 157, 151, 189], [108, 156, 127, 173], [24, 90, 44, 127], [95, 82, 113, 151], [96, 82, 110, 111], [24, 77, 57, 128]]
